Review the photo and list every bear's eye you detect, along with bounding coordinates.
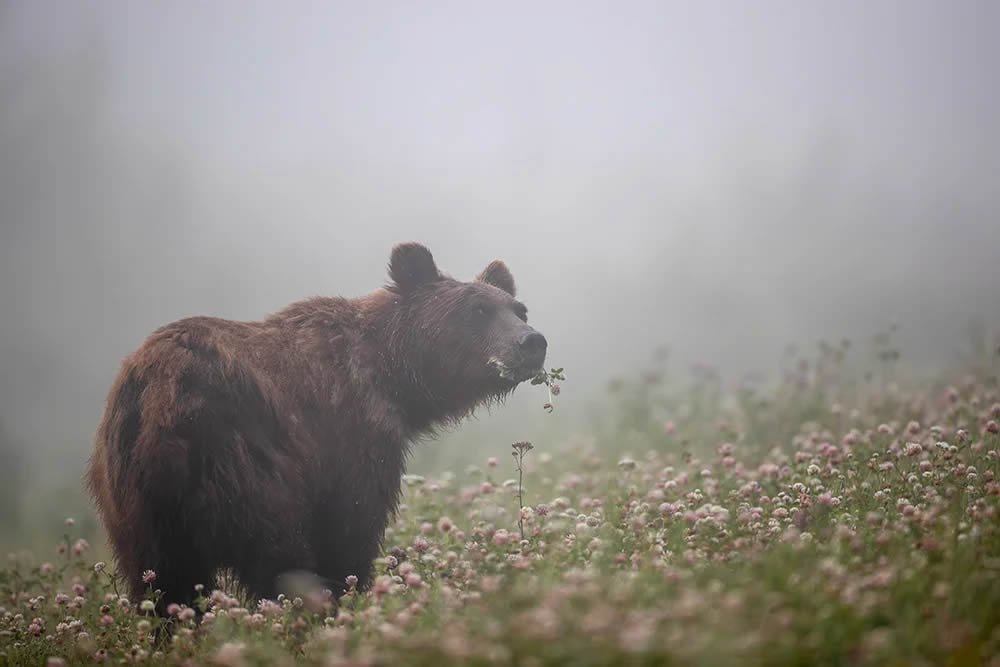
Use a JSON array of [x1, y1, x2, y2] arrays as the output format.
[[513, 302, 528, 322]]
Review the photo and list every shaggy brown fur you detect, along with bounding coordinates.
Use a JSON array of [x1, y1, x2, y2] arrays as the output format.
[[86, 243, 546, 611]]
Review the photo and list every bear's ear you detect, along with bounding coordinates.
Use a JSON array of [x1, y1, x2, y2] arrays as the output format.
[[389, 242, 440, 292], [476, 260, 516, 296]]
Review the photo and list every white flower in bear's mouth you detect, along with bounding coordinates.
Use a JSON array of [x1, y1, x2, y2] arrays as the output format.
[[488, 357, 514, 378], [488, 357, 539, 381]]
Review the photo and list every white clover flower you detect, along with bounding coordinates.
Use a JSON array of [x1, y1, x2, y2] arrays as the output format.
[[617, 457, 637, 471]]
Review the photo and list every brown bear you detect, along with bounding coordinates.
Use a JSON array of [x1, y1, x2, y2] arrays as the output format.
[[86, 242, 546, 611]]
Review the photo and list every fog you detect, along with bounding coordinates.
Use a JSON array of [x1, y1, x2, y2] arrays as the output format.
[[1, 1, 998, 499]]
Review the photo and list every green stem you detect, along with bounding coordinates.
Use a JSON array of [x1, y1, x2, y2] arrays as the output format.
[[517, 453, 525, 541]]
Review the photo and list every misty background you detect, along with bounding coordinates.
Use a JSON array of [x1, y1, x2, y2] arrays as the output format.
[[1, 1, 998, 545]]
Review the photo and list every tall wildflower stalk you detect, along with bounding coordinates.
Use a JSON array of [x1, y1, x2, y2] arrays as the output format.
[[511, 441, 534, 540]]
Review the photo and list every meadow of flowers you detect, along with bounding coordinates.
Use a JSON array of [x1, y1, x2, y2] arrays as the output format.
[[2, 339, 1000, 666]]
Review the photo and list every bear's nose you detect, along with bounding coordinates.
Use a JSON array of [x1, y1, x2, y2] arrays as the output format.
[[519, 331, 547, 365]]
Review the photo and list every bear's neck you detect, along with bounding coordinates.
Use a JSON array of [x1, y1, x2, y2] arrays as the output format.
[[357, 291, 482, 436], [370, 345, 477, 437], [277, 292, 486, 437]]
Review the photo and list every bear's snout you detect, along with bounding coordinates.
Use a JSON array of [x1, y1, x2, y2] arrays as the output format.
[[518, 330, 547, 369]]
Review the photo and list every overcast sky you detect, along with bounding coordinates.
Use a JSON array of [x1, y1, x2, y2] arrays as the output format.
[[1, 0, 998, 483]]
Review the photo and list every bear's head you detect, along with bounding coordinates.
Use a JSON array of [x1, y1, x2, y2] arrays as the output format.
[[383, 242, 547, 415]]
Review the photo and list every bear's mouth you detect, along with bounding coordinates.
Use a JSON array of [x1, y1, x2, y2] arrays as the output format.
[[488, 357, 543, 384]]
